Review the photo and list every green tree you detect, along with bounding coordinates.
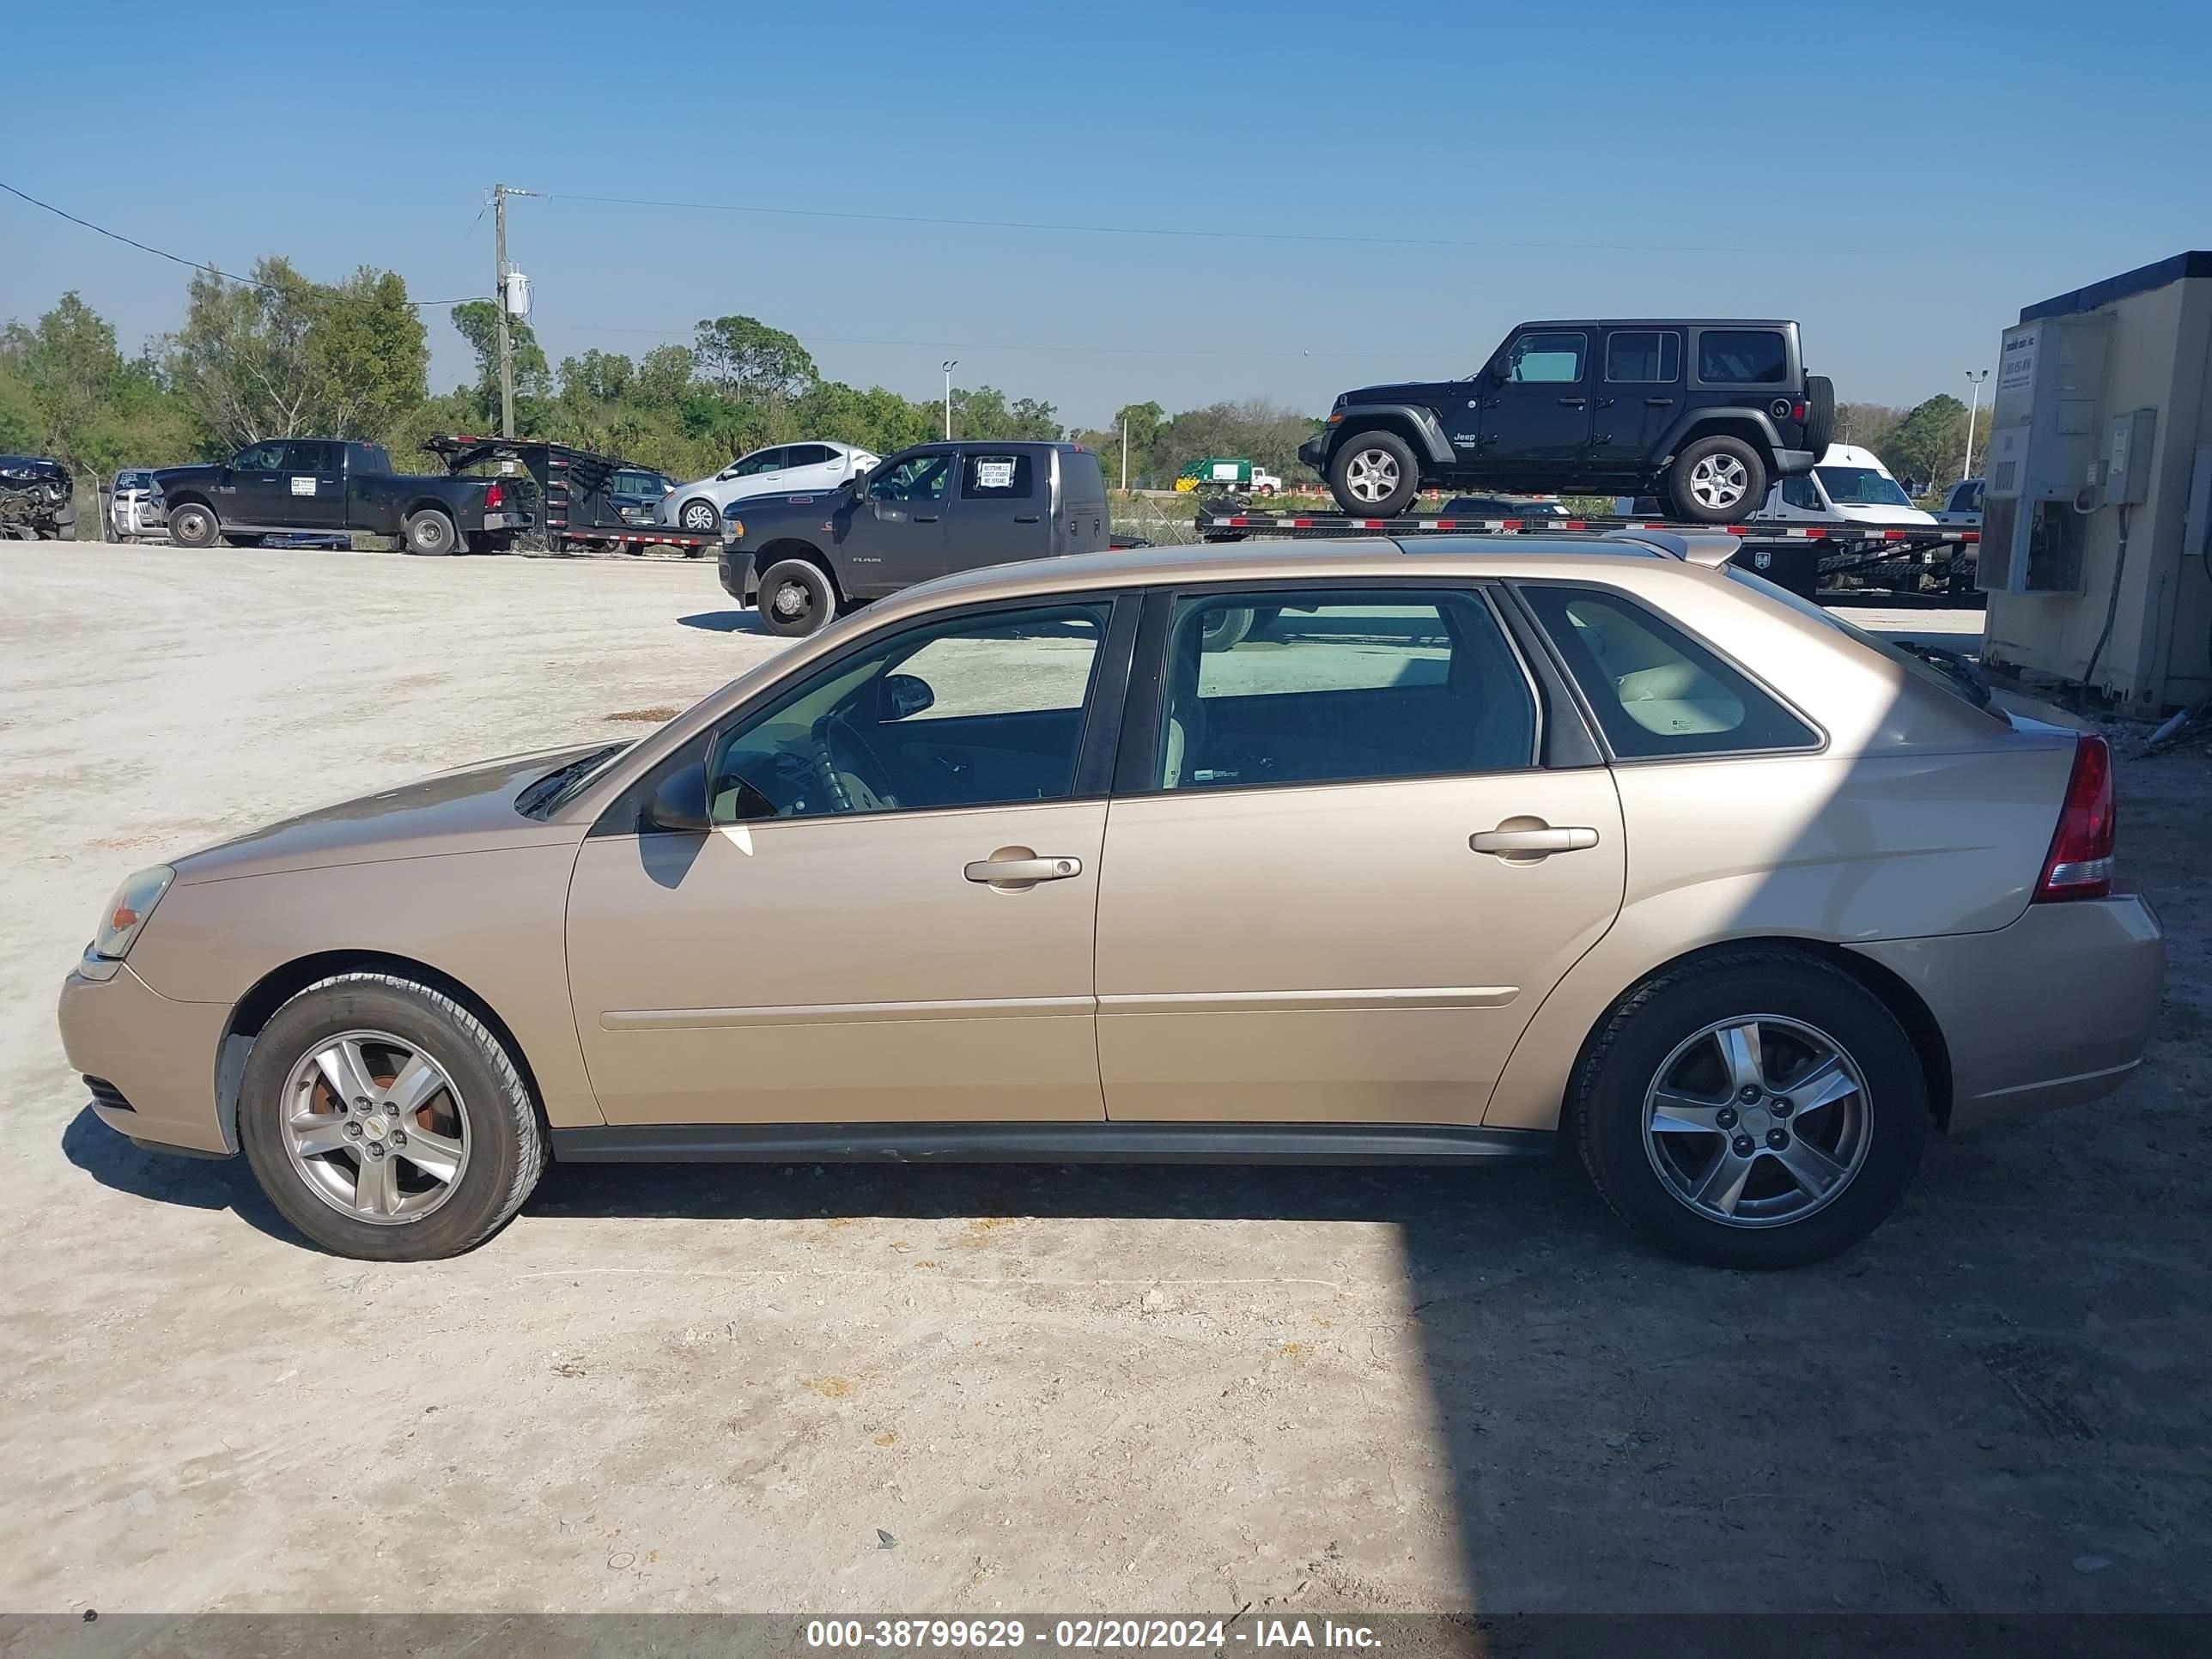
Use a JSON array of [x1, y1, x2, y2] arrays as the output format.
[[949, 385, 1060, 441], [448, 299, 550, 428], [692, 315, 817, 406], [1, 291, 127, 467], [1877, 393, 1968, 492], [313, 268, 428, 441], [0, 366, 40, 452], [161, 260, 325, 449]]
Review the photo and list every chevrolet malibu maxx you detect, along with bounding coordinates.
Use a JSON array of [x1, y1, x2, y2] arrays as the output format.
[[59, 538, 2162, 1267]]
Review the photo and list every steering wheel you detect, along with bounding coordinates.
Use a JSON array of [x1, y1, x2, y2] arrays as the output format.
[[810, 712, 906, 813]]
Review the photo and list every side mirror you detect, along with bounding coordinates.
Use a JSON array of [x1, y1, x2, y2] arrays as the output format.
[[880, 673, 935, 721], [642, 763, 710, 835]]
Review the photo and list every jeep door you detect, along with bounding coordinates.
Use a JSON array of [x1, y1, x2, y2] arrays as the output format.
[[1588, 328, 1684, 480], [1473, 329, 1595, 484]]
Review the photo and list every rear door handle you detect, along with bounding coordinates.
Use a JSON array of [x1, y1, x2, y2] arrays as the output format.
[[915, 514, 940, 523], [964, 854, 1083, 886], [1645, 397, 1675, 407], [1556, 397, 1587, 408], [1471, 825, 1599, 858], [1013, 514, 1040, 523]]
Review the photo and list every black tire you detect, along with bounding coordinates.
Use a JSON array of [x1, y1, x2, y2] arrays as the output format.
[[677, 497, 720, 534], [238, 973, 547, 1261], [1664, 434, 1768, 524], [402, 509, 458, 556], [222, 532, 265, 548], [757, 556, 838, 637], [1572, 951, 1928, 1269], [1802, 374, 1837, 457], [1327, 429, 1420, 517], [168, 500, 220, 549]]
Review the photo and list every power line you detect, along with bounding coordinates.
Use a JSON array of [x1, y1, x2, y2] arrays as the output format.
[[0, 179, 484, 307], [565, 320, 1371, 362], [544, 189, 1663, 253]]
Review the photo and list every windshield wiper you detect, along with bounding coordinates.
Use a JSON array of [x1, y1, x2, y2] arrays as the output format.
[[1899, 642, 1993, 709], [516, 743, 628, 817]]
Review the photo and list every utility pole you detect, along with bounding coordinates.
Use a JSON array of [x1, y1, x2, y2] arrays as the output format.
[[1120, 419, 1129, 494], [942, 360, 957, 441], [490, 184, 538, 440], [1961, 368, 1990, 483]]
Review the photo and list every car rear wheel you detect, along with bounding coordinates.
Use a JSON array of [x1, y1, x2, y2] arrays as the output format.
[[1572, 951, 1927, 1268], [238, 973, 546, 1261], [402, 509, 458, 556], [1665, 435, 1767, 524], [678, 497, 720, 533], [1328, 430, 1419, 517], [757, 556, 838, 637], [168, 501, 220, 549]]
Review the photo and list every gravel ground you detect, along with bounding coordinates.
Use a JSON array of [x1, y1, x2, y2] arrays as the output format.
[[0, 544, 2205, 1618]]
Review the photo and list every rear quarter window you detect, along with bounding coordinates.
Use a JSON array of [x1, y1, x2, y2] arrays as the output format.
[[1519, 582, 1818, 758], [1695, 330, 1789, 385]]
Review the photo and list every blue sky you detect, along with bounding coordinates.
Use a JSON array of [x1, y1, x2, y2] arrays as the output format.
[[3, 0, 2208, 427]]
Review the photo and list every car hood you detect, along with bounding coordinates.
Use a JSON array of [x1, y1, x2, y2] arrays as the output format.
[[171, 743, 610, 885], [724, 488, 849, 531], [1834, 503, 1939, 526], [1340, 381, 1453, 405]]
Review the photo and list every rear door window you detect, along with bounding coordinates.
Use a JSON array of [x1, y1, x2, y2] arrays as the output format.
[[1519, 583, 1817, 757], [1605, 330, 1680, 383], [960, 453, 1036, 499], [1152, 588, 1536, 790], [1696, 330, 1789, 385]]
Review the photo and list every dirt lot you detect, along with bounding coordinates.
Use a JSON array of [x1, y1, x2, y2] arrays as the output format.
[[1, 544, 2207, 1617]]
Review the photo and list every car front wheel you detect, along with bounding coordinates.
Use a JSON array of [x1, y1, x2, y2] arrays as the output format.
[[757, 557, 838, 637], [239, 973, 546, 1261], [1327, 430, 1419, 517], [168, 501, 221, 548], [678, 498, 720, 533], [1572, 951, 1927, 1268]]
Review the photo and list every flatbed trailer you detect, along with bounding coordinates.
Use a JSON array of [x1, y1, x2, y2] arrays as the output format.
[[1191, 502, 1982, 603], [426, 435, 724, 559]]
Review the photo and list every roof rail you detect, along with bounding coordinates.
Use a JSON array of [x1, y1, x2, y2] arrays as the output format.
[[1600, 528, 1742, 567]]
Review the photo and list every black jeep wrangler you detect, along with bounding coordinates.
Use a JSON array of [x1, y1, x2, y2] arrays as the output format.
[[1300, 320, 1834, 523]]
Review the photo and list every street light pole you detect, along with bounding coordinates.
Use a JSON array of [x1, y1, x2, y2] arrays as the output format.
[[1962, 368, 1989, 483], [942, 360, 957, 441]]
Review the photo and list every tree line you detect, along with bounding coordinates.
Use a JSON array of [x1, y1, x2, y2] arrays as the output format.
[[0, 261, 1328, 491], [2, 258, 1984, 496]]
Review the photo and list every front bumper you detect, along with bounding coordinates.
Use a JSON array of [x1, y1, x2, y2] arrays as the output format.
[[1297, 435, 1328, 470], [58, 961, 233, 1156], [1771, 447, 1816, 476], [719, 546, 755, 603], [1850, 892, 2165, 1133]]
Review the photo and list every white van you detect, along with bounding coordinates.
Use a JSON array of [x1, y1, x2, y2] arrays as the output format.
[[1753, 443, 1935, 527]]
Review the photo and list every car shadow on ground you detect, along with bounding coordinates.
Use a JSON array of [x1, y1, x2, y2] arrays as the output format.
[[678, 610, 767, 635], [59, 1104, 309, 1248]]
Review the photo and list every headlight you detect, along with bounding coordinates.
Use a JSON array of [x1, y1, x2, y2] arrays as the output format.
[[724, 517, 744, 539], [79, 866, 174, 981]]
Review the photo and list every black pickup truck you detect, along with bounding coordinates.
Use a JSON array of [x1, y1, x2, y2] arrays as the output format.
[[155, 439, 524, 555], [719, 440, 1111, 635]]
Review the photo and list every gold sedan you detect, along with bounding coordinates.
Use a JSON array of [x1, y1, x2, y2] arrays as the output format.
[[58, 538, 2162, 1266]]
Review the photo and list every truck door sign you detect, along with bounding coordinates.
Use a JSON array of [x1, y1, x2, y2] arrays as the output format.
[[290, 477, 316, 495]]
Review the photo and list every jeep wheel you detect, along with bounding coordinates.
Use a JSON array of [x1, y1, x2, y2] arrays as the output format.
[[1666, 436, 1767, 525], [1803, 375, 1837, 457], [1328, 430, 1419, 517]]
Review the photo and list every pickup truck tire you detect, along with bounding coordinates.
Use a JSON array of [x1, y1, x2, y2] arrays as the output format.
[[168, 501, 221, 549], [757, 557, 837, 637], [1328, 430, 1420, 517], [402, 509, 459, 556], [677, 498, 720, 534], [222, 533, 265, 548], [1664, 435, 1767, 525]]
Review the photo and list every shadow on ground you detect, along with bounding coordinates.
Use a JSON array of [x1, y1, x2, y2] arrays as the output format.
[[678, 610, 767, 635]]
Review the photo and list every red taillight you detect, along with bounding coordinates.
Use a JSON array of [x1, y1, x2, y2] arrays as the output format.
[[2035, 734, 2115, 902], [484, 481, 504, 509], [1792, 400, 1808, 422]]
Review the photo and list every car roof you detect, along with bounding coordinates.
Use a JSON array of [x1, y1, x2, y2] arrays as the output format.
[[1817, 445, 1888, 470], [1511, 318, 1797, 331]]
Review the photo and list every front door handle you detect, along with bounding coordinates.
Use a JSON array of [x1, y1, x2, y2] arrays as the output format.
[[964, 852, 1083, 887], [1556, 397, 1587, 408], [1645, 397, 1675, 407], [915, 514, 940, 523], [1471, 824, 1599, 860], [1013, 514, 1040, 523]]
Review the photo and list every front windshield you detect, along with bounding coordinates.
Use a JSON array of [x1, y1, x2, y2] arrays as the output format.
[[1815, 466, 1912, 508]]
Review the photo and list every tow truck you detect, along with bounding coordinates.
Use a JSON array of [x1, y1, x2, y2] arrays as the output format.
[[1191, 501, 1981, 605]]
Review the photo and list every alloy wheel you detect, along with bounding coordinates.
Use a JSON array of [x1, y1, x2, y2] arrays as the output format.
[[1641, 1014, 1869, 1228], [1688, 453, 1751, 512], [280, 1030, 471, 1225], [1344, 449, 1400, 504]]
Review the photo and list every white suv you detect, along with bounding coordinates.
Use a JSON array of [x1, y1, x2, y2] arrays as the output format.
[[661, 441, 879, 532]]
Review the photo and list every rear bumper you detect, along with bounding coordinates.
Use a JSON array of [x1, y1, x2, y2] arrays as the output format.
[[1771, 447, 1817, 476], [58, 962, 232, 1156], [1850, 892, 2165, 1133]]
